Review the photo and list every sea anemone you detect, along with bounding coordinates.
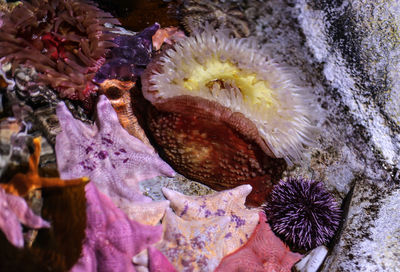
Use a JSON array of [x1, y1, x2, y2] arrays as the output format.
[[0, 0, 119, 107], [263, 177, 342, 251], [141, 28, 314, 204], [142, 27, 314, 164]]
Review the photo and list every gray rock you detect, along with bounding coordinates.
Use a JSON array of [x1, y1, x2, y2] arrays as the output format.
[[243, 0, 393, 197], [140, 173, 215, 201], [321, 179, 400, 271], [241, 0, 400, 270]]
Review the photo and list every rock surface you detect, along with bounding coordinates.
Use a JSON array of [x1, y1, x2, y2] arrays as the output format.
[[321, 180, 400, 271], [228, 0, 400, 270]]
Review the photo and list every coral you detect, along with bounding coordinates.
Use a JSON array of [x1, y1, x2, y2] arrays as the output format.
[[1, 137, 89, 197], [215, 211, 303, 272], [180, 0, 250, 38], [55, 95, 175, 221], [142, 27, 314, 164], [0, 0, 119, 107], [264, 178, 342, 251], [94, 23, 159, 84], [156, 208, 230, 271], [0, 186, 49, 248], [70, 182, 163, 272], [162, 185, 259, 256]]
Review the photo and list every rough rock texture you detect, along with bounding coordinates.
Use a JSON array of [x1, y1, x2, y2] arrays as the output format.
[[140, 173, 215, 201], [239, 0, 391, 197], [321, 180, 400, 271], [232, 0, 400, 270]]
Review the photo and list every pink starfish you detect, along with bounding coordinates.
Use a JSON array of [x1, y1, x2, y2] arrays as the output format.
[[215, 211, 303, 272], [71, 182, 163, 272], [162, 185, 259, 256], [156, 208, 230, 271], [56, 95, 175, 218], [0, 187, 50, 248], [148, 246, 177, 272]]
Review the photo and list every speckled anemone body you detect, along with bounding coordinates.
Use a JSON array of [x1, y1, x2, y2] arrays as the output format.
[[141, 28, 314, 205], [0, 0, 119, 108]]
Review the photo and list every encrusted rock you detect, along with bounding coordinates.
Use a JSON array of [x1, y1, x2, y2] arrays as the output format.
[[321, 179, 400, 271]]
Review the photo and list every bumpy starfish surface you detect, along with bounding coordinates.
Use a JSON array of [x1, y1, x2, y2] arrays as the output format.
[[1, 137, 88, 197], [71, 183, 163, 272], [162, 185, 260, 256], [133, 246, 177, 272], [148, 246, 177, 272], [215, 212, 303, 272], [156, 208, 231, 272], [56, 95, 175, 221], [0, 186, 49, 248]]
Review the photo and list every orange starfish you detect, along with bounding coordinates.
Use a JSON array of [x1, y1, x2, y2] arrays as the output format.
[[1, 137, 89, 197]]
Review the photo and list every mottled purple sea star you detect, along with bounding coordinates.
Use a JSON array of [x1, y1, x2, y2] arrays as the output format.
[[155, 208, 230, 272], [55, 95, 175, 220], [162, 185, 259, 256], [71, 182, 162, 272], [0, 186, 49, 248]]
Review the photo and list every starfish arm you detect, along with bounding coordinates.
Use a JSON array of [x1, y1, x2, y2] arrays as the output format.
[[72, 183, 163, 272], [96, 95, 157, 154], [56, 101, 95, 141], [6, 193, 50, 229], [148, 246, 177, 272], [96, 95, 124, 133], [0, 188, 49, 247], [0, 202, 24, 248]]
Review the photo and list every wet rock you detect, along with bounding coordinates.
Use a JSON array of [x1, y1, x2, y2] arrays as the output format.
[[140, 173, 215, 201], [321, 179, 400, 271], [242, 0, 393, 197], [242, 0, 400, 269]]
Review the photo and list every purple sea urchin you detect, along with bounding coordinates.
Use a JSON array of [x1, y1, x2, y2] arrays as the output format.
[[0, 0, 119, 108], [264, 177, 342, 251]]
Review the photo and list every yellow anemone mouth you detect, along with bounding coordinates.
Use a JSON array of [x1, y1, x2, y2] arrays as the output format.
[[182, 57, 278, 109]]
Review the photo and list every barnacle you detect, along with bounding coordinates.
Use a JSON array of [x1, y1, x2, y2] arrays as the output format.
[[0, 0, 119, 107]]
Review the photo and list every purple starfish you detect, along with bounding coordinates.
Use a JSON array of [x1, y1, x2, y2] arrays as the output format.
[[71, 182, 163, 272], [55, 95, 175, 215], [0, 187, 50, 248], [94, 23, 160, 83]]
